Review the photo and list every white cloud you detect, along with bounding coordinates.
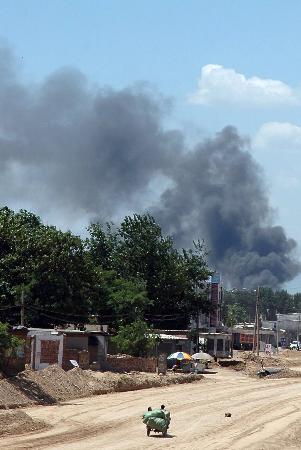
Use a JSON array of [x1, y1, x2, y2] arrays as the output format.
[[252, 121, 301, 195], [254, 121, 301, 153], [252, 122, 301, 249], [190, 65, 299, 106]]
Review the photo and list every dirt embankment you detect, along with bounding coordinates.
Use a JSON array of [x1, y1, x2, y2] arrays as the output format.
[[0, 410, 47, 437], [0, 365, 203, 410], [220, 350, 301, 378]]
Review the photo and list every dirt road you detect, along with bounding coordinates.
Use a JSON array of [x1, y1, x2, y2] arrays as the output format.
[[2, 368, 301, 449]]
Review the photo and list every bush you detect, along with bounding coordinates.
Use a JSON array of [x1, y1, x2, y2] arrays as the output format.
[[111, 320, 158, 357], [0, 323, 23, 373]]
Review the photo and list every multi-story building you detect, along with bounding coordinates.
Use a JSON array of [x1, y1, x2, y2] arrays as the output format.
[[190, 273, 231, 357], [192, 273, 223, 332]]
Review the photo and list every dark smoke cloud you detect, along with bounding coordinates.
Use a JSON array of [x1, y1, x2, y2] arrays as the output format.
[[153, 127, 300, 288], [0, 44, 299, 288]]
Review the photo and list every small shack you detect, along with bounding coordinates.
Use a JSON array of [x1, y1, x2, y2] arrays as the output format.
[[155, 330, 192, 355], [200, 332, 231, 358], [27, 327, 108, 371]]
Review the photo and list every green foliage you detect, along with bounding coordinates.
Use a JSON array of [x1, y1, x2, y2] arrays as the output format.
[[86, 222, 118, 270], [0, 207, 98, 326], [0, 208, 212, 330], [92, 270, 152, 326], [223, 288, 301, 322], [111, 319, 158, 357], [88, 214, 212, 328], [224, 303, 248, 327], [0, 323, 23, 365]]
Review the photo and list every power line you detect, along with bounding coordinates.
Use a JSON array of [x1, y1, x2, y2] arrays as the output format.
[[0, 305, 19, 311]]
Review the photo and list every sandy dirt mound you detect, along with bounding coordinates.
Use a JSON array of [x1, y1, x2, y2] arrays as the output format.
[[0, 410, 47, 437], [13, 365, 106, 403], [0, 379, 35, 409], [0, 365, 202, 409], [88, 371, 203, 392], [225, 351, 301, 378]]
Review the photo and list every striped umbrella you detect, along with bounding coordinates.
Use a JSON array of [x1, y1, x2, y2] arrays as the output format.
[[167, 351, 192, 360]]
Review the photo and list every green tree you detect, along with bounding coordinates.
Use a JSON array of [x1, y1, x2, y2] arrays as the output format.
[[86, 222, 118, 270], [88, 214, 212, 328], [225, 303, 247, 328], [111, 319, 158, 357], [0, 322, 23, 373], [223, 288, 301, 323], [0, 207, 98, 326], [92, 270, 152, 327], [181, 241, 213, 318]]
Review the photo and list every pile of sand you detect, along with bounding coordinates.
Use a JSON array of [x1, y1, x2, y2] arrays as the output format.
[[0, 379, 35, 409], [0, 365, 202, 409], [88, 370, 202, 392], [225, 351, 301, 378], [14, 365, 106, 403], [0, 410, 47, 437]]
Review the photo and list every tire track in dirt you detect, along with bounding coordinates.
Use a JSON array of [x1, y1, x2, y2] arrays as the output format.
[[3, 370, 301, 449]]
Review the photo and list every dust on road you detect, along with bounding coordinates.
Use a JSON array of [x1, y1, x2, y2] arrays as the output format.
[[2, 365, 301, 450]]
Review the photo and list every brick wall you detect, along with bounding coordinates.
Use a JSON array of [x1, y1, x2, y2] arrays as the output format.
[[107, 355, 157, 373], [40, 340, 60, 364], [62, 348, 80, 370]]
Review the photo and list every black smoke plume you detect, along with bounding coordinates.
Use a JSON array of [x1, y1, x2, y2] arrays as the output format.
[[153, 127, 300, 288], [0, 44, 299, 288]]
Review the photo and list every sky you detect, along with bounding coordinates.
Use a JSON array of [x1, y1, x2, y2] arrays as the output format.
[[1, 0, 301, 291]]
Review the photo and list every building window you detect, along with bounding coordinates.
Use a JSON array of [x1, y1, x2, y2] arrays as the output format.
[[88, 336, 98, 346], [217, 339, 223, 351], [207, 338, 214, 351]]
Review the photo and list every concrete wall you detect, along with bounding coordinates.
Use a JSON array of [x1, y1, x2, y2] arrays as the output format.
[[31, 333, 64, 370], [157, 340, 191, 356], [65, 336, 88, 350]]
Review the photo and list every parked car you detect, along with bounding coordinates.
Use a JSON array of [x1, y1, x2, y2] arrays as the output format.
[[289, 341, 300, 350]]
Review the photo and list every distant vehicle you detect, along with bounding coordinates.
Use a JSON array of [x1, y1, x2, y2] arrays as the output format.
[[289, 341, 300, 350]]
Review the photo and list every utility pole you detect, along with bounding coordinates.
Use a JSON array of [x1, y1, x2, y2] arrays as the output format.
[[195, 285, 200, 352], [253, 287, 260, 354], [256, 287, 260, 356], [196, 306, 200, 353], [20, 289, 25, 326], [252, 289, 258, 353]]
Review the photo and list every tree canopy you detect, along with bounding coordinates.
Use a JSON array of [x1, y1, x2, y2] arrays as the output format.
[[223, 287, 299, 322], [0, 208, 213, 330]]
